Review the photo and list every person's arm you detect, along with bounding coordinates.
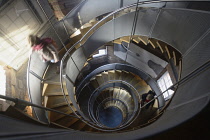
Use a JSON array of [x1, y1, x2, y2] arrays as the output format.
[[52, 51, 59, 63], [47, 45, 59, 63]]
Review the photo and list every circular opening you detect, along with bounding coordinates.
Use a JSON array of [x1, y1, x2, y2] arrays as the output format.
[[98, 106, 123, 128]]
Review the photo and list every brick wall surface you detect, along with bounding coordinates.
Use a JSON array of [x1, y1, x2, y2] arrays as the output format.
[[5, 60, 32, 116], [48, 0, 81, 20]]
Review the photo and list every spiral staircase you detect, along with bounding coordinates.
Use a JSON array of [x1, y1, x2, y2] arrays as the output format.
[[1, 0, 210, 140]]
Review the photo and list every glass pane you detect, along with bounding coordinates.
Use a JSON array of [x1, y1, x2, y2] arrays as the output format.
[[168, 89, 174, 96], [157, 71, 174, 100]]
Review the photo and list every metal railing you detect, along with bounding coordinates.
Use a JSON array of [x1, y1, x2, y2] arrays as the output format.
[[59, 1, 173, 131], [95, 98, 128, 128], [26, 0, 165, 123], [87, 80, 141, 129], [0, 95, 79, 119], [24, 0, 210, 132]]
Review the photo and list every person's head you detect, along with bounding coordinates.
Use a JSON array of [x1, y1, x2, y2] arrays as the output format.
[[146, 94, 154, 100], [148, 90, 155, 95], [28, 34, 41, 47]]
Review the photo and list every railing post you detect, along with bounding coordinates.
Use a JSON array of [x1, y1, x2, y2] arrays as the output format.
[[36, 0, 67, 51]]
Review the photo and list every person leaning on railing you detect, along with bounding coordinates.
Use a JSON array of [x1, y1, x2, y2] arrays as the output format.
[[28, 34, 60, 74], [140, 90, 155, 109]]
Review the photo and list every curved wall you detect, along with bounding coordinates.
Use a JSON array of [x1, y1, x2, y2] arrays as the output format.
[[64, 7, 210, 139], [63, 0, 165, 35], [23, 2, 210, 140], [75, 63, 165, 107]]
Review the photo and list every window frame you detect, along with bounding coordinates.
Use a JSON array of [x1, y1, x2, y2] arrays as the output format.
[[157, 71, 174, 100]]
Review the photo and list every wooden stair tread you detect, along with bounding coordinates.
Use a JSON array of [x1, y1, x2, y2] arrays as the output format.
[[52, 105, 75, 112], [54, 116, 79, 127], [120, 71, 128, 81], [173, 51, 177, 66], [81, 27, 91, 35], [90, 80, 99, 88], [114, 70, 121, 80], [130, 77, 139, 86], [138, 36, 149, 45], [96, 76, 104, 85], [5, 106, 47, 125], [44, 75, 60, 85], [81, 124, 94, 131], [81, 23, 93, 29], [49, 122, 70, 129], [156, 41, 166, 53], [102, 73, 108, 82], [45, 84, 61, 93], [113, 88, 120, 99], [108, 71, 115, 80], [47, 95, 72, 108], [44, 84, 68, 96], [69, 120, 87, 130], [113, 39, 122, 44], [124, 74, 134, 83], [132, 36, 141, 44], [50, 107, 76, 122], [70, 34, 82, 42], [148, 38, 158, 49], [43, 63, 60, 84], [165, 46, 171, 59], [120, 36, 131, 43]]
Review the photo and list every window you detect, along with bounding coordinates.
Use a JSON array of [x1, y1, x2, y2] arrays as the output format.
[[0, 0, 42, 70], [24, 0, 43, 24], [157, 71, 174, 100], [92, 48, 107, 58]]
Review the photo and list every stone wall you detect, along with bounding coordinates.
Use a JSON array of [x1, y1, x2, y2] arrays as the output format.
[[48, 0, 82, 20], [5, 61, 32, 116]]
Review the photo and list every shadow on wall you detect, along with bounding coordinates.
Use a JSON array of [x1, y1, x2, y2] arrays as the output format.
[[148, 60, 164, 76]]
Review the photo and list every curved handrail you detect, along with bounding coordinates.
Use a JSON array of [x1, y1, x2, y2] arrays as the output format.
[[95, 98, 128, 128], [26, 0, 204, 131], [75, 62, 160, 98], [26, 55, 39, 120], [26, 1, 81, 122], [59, 1, 165, 131], [60, 61, 82, 120], [26, 0, 170, 129], [87, 79, 141, 129], [61, 1, 164, 61], [61, 0, 210, 130], [89, 80, 141, 119], [0, 94, 79, 119]]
